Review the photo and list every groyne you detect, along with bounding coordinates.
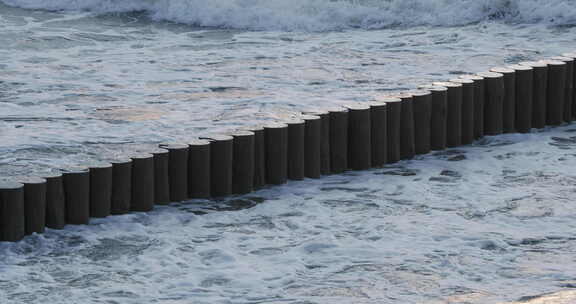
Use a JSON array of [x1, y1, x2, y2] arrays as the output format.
[[1, 52, 575, 242]]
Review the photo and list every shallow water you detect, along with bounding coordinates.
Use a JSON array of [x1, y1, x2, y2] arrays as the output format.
[[1, 1, 576, 303], [1, 126, 576, 304], [1, 2, 576, 175]]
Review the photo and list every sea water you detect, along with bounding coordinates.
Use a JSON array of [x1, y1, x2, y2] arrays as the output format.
[[1, 1, 576, 303]]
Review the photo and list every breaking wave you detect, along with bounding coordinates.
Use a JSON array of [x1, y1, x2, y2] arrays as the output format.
[[2, 0, 576, 31]]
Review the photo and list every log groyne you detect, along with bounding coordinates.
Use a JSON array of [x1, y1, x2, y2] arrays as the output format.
[[1, 53, 576, 242]]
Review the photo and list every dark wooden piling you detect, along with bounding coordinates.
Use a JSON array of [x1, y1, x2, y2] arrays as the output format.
[[490, 67, 517, 133], [188, 139, 211, 198], [345, 103, 372, 170], [460, 74, 485, 139], [238, 125, 266, 189], [420, 85, 448, 151], [109, 158, 132, 215], [382, 97, 402, 163], [251, 126, 266, 189], [507, 64, 534, 133], [43, 171, 66, 229], [201, 135, 234, 197], [62, 167, 90, 224], [562, 52, 576, 120], [302, 114, 322, 179], [302, 110, 330, 175], [433, 82, 463, 147], [327, 106, 349, 173], [88, 162, 112, 218], [411, 90, 433, 155], [159, 144, 189, 202], [150, 148, 170, 205], [477, 71, 505, 135], [129, 154, 155, 212], [381, 92, 416, 160], [16, 177, 46, 235], [366, 101, 388, 167], [396, 94, 416, 160], [540, 60, 567, 126], [264, 123, 288, 185], [286, 118, 306, 180], [519, 61, 548, 129], [231, 130, 255, 194], [550, 56, 574, 123], [0, 181, 25, 242], [450, 78, 475, 145], [10, 51, 576, 246]]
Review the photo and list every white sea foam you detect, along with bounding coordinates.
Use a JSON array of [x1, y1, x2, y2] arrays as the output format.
[[1, 1, 576, 302], [2, 126, 576, 303], [2, 0, 576, 31]]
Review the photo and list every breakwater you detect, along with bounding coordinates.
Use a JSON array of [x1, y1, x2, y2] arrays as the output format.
[[1, 52, 575, 242]]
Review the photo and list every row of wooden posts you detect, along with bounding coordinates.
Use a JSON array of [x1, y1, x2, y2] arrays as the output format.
[[1, 52, 575, 242]]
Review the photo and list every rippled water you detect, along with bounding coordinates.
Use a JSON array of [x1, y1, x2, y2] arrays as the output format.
[[1, 2, 576, 175], [2, 2, 576, 304], [2, 126, 576, 304]]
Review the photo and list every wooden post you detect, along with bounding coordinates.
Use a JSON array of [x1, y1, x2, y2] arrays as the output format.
[[231, 131, 255, 194], [109, 158, 132, 215], [238, 125, 266, 189], [411, 90, 433, 155], [200, 135, 234, 197], [43, 171, 66, 229], [302, 114, 322, 179], [188, 139, 211, 198], [62, 167, 90, 224], [477, 72, 504, 135], [345, 103, 372, 170], [396, 94, 416, 160], [327, 106, 349, 173], [551, 56, 574, 123], [460, 74, 485, 139], [507, 64, 534, 133], [450, 78, 475, 145], [562, 52, 576, 120], [17, 177, 46, 235], [420, 85, 448, 150], [0, 181, 25, 242], [264, 123, 288, 185], [366, 101, 387, 166], [383, 97, 402, 163], [150, 148, 170, 204], [433, 82, 463, 147], [490, 67, 517, 133], [286, 118, 306, 180], [159, 144, 189, 202], [519, 61, 548, 129], [129, 154, 155, 212], [541, 60, 567, 126], [302, 110, 330, 175], [88, 162, 112, 218], [150, 148, 170, 205]]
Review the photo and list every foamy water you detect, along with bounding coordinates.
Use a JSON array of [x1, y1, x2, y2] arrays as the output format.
[[1, 1, 576, 175], [2, 127, 576, 304], [3, 0, 576, 31], [1, 1, 576, 303]]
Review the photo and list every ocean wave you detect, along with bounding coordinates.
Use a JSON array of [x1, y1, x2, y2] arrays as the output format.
[[2, 0, 576, 31]]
